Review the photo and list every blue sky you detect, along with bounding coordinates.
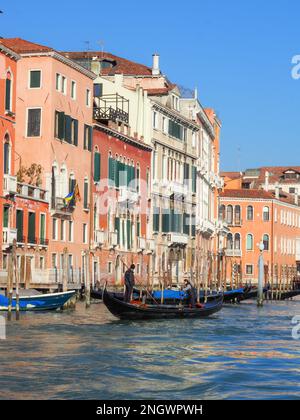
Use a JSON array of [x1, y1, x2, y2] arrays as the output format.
[[1, 0, 299, 171]]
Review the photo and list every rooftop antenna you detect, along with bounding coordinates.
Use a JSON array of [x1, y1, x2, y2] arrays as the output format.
[[97, 40, 105, 58]]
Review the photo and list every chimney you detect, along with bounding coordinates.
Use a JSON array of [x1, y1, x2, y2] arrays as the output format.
[[275, 182, 280, 199], [152, 53, 160, 76], [264, 171, 269, 192]]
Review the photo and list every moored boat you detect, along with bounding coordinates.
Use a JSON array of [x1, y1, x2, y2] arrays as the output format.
[[103, 288, 223, 320], [0, 290, 76, 312]]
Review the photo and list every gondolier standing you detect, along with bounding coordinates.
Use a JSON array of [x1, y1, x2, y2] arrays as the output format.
[[183, 279, 196, 308], [124, 264, 135, 303]]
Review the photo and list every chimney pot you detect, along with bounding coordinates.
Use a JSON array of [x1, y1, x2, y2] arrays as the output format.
[[152, 53, 160, 76]]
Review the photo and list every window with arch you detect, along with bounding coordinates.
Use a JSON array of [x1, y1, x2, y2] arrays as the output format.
[[246, 234, 254, 251], [234, 205, 241, 225], [263, 206, 270, 221], [234, 233, 241, 250], [263, 234, 270, 251], [227, 233, 233, 250], [219, 205, 226, 221], [3, 134, 11, 175], [226, 205, 233, 225], [247, 205, 254, 221], [5, 71, 12, 112]]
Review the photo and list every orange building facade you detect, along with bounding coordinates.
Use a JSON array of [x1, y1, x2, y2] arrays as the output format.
[[220, 189, 300, 285]]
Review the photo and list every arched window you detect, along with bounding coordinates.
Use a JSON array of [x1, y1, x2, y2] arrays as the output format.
[[226, 205, 233, 225], [227, 233, 233, 250], [247, 205, 254, 221], [3, 134, 11, 175], [263, 234, 270, 251], [219, 205, 225, 221], [234, 205, 241, 225], [234, 233, 241, 250], [246, 234, 253, 251], [263, 206, 270, 221]]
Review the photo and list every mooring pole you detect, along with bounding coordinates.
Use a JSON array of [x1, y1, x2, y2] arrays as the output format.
[[13, 240, 20, 320], [257, 242, 265, 307], [85, 250, 90, 308]]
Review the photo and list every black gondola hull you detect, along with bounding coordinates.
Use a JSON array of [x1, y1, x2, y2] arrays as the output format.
[[103, 290, 223, 320]]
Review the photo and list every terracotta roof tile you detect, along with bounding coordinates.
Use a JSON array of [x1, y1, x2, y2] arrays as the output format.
[[0, 38, 53, 54], [220, 189, 274, 200]]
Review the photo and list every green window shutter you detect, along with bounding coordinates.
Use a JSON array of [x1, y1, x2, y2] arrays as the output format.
[[94, 152, 101, 182], [119, 162, 126, 187], [162, 211, 170, 233], [88, 126, 92, 151], [28, 212, 36, 243], [84, 181, 88, 209], [191, 215, 196, 237], [3, 206, 9, 228], [65, 115, 72, 143], [136, 221, 140, 238], [73, 119, 78, 146], [184, 163, 190, 186], [58, 111, 65, 140], [114, 217, 120, 244], [192, 166, 197, 193], [153, 207, 160, 232], [40, 214, 45, 241], [127, 220, 131, 250], [30, 70, 41, 88], [5, 78, 11, 111], [16, 210, 24, 242], [183, 213, 190, 235]]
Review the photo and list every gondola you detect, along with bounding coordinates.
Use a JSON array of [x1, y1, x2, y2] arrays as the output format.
[[103, 288, 223, 320], [0, 290, 76, 312]]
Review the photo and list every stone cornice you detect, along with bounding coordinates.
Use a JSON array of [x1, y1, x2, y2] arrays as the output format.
[[152, 101, 200, 131], [0, 44, 20, 60]]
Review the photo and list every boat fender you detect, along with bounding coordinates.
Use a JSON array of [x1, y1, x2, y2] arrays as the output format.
[[196, 303, 204, 309]]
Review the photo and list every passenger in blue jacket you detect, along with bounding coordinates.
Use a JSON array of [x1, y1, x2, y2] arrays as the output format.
[[124, 264, 135, 303]]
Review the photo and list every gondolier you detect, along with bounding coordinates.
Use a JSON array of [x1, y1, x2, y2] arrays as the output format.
[[124, 264, 135, 303], [183, 279, 196, 308]]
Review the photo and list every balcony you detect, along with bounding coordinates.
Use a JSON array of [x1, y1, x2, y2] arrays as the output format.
[[51, 197, 74, 218], [94, 94, 129, 125], [167, 233, 189, 246], [200, 220, 216, 236], [118, 187, 139, 204], [225, 249, 242, 257], [2, 228, 17, 248], [109, 231, 119, 247], [147, 239, 156, 253], [94, 230, 107, 246], [168, 182, 188, 197], [137, 237, 146, 252], [17, 182, 49, 202], [3, 175, 17, 195]]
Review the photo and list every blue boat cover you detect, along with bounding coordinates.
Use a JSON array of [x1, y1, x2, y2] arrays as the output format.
[[0, 294, 44, 309], [152, 290, 187, 300]]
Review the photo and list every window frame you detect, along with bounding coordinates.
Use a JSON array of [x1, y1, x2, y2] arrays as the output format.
[[26, 107, 42, 138], [29, 69, 42, 89]]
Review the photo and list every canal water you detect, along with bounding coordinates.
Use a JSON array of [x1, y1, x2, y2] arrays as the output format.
[[1, 299, 300, 400]]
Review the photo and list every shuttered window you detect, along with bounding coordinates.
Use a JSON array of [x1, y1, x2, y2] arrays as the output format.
[[84, 181, 89, 209], [153, 207, 160, 232], [28, 212, 36, 244], [84, 125, 92, 151], [65, 115, 72, 143], [30, 70, 41, 88], [16, 210, 24, 242], [94, 152, 101, 182], [127, 220, 132, 250], [72, 119, 78, 146], [184, 163, 190, 187], [27, 109, 41, 137], [191, 215, 196, 237], [192, 166, 197, 193], [168, 120, 183, 140], [114, 217, 120, 244], [5, 78, 11, 111], [108, 157, 116, 187], [183, 213, 190, 235], [3, 206, 9, 228], [162, 211, 170, 233], [40, 214, 46, 242]]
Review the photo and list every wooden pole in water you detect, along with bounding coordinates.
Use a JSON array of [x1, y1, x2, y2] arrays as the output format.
[[7, 253, 13, 321], [85, 249, 90, 308], [12, 240, 20, 320], [257, 242, 265, 307]]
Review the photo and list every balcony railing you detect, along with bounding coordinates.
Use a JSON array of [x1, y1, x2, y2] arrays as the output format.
[[94, 94, 129, 125], [3, 175, 17, 195], [109, 231, 119, 247], [118, 187, 139, 204], [2, 228, 17, 246], [17, 182, 49, 202], [51, 197, 74, 217], [225, 249, 242, 257], [94, 230, 107, 246], [167, 233, 189, 246]]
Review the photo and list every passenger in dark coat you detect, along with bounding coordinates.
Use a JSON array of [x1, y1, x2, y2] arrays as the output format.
[[183, 279, 196, 308], [124, 264, 135, 303]]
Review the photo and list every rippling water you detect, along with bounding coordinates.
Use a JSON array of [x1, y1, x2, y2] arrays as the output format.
[[1, 298, 300, 400]]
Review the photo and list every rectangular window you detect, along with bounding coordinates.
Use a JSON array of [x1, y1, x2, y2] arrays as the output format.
[[39, 256, 45, 270], [5, 78, 11, 111], [153, 111, 158, 129], [61, 76, 67, 94], [162, 210, 170, 233], [169, 120, 183, 140], [86, 89, 91, 107], [84, 181, 89, 209], [94, 152, 101, 182], [56, 73, 61, 91], [28, 212, 36, 244], [16, 209, 24, 242], [83, 223, 87, 244], [94, 83, 103, 97], [192, 166, 197, 193], [183, 213, 190, 235], [84, 125, 92, 151], [68, 221, 73, 242], [27, 108, 41, 137], [29, 70, 41, 88], [52, 218, 58, 240], [52, 253, 57, 268], [3, 205, 9, 228], [108, 262, 112, 274], [60, 220, 65, 241], [71, 81, 76, 99], [40, 213, 46, 244], [246, 265, 253, 275]]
